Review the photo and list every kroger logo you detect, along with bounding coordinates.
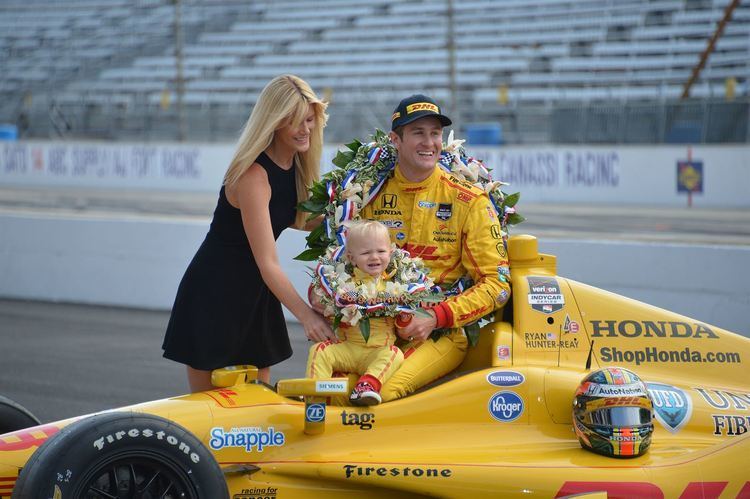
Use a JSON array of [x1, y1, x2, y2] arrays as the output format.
[[486, 370, 525, 387], [488, 391, 524, 422], [647, 382, 693, 433], [306, 403, 326, 423]]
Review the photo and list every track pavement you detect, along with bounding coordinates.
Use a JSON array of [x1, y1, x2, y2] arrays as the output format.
[[0, 299, 311, 424]]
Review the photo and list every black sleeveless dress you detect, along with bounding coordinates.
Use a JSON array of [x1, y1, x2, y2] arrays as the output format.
[[162, 152, 296, 370]]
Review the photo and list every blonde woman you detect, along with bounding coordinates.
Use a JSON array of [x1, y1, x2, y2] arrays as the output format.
[[163, 75, 336, 392]]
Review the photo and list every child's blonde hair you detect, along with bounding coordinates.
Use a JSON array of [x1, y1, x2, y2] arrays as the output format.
[[346, 220, 390, 251]]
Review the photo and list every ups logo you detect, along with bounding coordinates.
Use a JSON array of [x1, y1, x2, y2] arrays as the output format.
[[382, 194, 397, 209]]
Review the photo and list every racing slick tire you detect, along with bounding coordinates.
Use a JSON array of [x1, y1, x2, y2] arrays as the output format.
[[0, 395, 41, 434], [12, 412, 228, 499]]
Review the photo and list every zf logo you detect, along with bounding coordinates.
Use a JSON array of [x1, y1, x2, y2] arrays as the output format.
[[382, 194, 397, 209], [306, 403, 326, 423]]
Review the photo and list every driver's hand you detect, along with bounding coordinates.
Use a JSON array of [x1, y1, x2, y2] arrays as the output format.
[[396, 309, 437, 343]]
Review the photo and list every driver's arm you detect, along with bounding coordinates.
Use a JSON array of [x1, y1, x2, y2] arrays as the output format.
[[431, 194, 511, 328]]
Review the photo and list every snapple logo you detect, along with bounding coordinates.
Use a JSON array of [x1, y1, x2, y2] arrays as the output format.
[[209, 427, 285, 452]]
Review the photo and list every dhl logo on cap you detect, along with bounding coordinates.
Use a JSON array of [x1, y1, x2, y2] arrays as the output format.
[[406, 102, 439, 114], [391, 112, 401, 122]]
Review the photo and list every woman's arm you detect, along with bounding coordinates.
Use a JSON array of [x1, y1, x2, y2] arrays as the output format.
[[235, 164, 335, 342], [300, 214, 324, 232]]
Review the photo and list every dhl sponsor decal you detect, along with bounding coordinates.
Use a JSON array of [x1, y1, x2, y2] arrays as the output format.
[[402, 243, 451, 261], [458, 307, 488, 322], [441, 176, 479, 197], [205, 388, 239, 406], [406, 102, 438, 114], [0, 423, 60, 452], [556, 480, 750, 498]]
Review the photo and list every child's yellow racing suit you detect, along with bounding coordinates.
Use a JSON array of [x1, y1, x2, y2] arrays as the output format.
[[306, 269, 404, 386], [360, 165, 511, 401]]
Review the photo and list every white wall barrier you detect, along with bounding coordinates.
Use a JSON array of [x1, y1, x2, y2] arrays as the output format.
[[2, 141, 749, 206], [1, 140, 748, 335], [1, 213, 747, 336]]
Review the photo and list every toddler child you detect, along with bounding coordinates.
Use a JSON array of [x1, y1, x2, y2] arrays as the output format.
[[306, 220, 404, 405]]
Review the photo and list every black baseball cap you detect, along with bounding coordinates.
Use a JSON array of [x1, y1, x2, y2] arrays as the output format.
[[391, 94, 452, 131]]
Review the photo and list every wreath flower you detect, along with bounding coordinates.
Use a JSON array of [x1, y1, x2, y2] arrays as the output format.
[[297, 129, 524, 344], [310, 245, 443, 342]]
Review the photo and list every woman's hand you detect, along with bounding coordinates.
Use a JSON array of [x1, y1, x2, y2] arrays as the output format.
[[308, 284, 325, 314], [395, 309, 437, 343], [302, 309, 337, 343]]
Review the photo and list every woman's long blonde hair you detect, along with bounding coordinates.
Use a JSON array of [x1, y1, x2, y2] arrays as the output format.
[[224, 74, 328, 228]]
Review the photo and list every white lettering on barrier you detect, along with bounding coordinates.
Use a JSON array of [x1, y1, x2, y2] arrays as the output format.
[[0, 142, 225, 190], [2, 142, 749, 206]]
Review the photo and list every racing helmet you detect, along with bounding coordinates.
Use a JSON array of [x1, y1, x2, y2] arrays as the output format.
[[573, 367, 654, 458]]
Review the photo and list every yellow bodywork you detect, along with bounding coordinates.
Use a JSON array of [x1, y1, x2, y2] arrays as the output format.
[[1, 235, 748, 498]]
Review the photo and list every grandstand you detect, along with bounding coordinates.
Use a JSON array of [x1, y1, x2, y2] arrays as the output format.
[[1, 0, 748, 143]]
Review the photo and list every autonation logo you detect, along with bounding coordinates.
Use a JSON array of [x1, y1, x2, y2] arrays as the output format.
[[488, 391, 524, 422]]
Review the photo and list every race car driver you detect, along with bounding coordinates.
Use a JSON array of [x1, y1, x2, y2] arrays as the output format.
[[359, 94, 511, 401]]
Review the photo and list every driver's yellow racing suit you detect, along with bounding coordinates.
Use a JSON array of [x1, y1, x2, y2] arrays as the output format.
[[360, 164, 511, 401]]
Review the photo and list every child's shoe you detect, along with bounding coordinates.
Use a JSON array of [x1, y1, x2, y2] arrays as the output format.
[[350, 381, 382, 406]]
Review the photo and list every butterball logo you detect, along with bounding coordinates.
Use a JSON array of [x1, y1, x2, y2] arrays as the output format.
[[486, 370, 525, 387], [488, 391, 524, 422]]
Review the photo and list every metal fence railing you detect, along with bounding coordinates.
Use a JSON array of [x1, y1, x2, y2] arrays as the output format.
[[4, 94, 749, 145]]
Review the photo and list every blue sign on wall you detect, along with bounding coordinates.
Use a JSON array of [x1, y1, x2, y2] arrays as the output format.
[[677, 160, 703, 194]]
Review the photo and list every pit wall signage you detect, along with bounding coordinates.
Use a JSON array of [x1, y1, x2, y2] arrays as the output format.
[[3, 143, 747, 207]]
